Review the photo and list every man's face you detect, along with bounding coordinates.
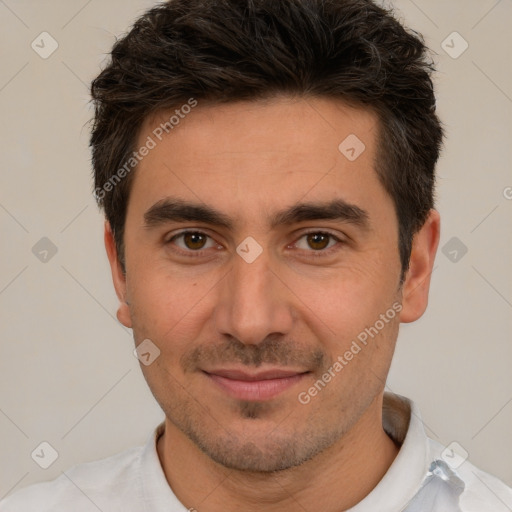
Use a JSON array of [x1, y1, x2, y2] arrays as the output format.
[[110, 96, 408, 471]]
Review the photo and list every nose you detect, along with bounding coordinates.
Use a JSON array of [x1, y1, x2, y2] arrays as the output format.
[[213, 244, 295, 346]]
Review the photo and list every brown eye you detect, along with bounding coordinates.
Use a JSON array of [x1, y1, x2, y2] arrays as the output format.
[[167, 231, 217, 254], [306, 233, 331, 251], [182, 232, 208, 250], [294, 231, 341, 254]]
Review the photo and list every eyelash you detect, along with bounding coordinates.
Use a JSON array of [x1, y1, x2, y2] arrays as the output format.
[[165, 230, 345, 259]]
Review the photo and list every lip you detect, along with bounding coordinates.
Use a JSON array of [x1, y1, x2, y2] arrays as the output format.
[[203, 368, 309, 401]]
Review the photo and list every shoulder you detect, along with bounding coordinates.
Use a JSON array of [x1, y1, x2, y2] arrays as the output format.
[[0, 444, 143, 512], [427, 438, 512, 511], [458, 461, 512, 511]]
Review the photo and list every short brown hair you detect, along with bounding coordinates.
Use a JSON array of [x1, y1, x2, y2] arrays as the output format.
[[90, 0, 444, 282]]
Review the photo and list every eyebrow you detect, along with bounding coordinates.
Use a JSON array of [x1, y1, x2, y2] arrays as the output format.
[[143, 197, 370, 231]]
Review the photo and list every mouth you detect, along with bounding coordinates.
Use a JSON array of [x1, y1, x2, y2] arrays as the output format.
[[202, 368, 310, 401]]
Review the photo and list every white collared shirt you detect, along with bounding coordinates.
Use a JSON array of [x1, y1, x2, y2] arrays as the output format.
[[1, 393, 511, 511]]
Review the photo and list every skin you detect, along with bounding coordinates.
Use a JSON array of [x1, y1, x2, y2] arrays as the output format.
[[105, 95, 440, 511]]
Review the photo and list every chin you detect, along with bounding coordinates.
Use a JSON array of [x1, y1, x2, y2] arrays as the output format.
[[184, 419, 341, 473]]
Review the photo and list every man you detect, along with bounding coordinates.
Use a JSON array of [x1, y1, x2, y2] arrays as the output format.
[[1, 0, 510, 510]]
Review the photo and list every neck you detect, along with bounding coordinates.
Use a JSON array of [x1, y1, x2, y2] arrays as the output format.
[[157, 393, 399, 512]]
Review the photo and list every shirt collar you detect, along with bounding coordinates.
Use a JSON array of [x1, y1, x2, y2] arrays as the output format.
[[139, 421, 187, 512], [347, 392, 431, 511]]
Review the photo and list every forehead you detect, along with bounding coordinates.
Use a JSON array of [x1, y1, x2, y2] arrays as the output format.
[[141, 96, 378, 159], [129, 96, 389, 229]]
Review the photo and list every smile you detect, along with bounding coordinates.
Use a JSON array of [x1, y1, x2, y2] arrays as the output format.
[[202, 368, 310, 401]]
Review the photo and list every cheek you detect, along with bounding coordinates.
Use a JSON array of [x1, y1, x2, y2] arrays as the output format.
[[285, 268, 401, 384], [289, 259, 397, 329], [126, 261, 222, 344]]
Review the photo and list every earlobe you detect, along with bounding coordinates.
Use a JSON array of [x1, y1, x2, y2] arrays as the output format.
[[104, 220, 133, 328], [399, 209, 441, 323]]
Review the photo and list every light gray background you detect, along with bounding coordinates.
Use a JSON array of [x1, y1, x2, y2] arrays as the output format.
[[1, 0, 511, 499]]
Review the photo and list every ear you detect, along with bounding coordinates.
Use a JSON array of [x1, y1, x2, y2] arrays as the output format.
[[104, 220, 132, 328], [399, 209, 440, 323]]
